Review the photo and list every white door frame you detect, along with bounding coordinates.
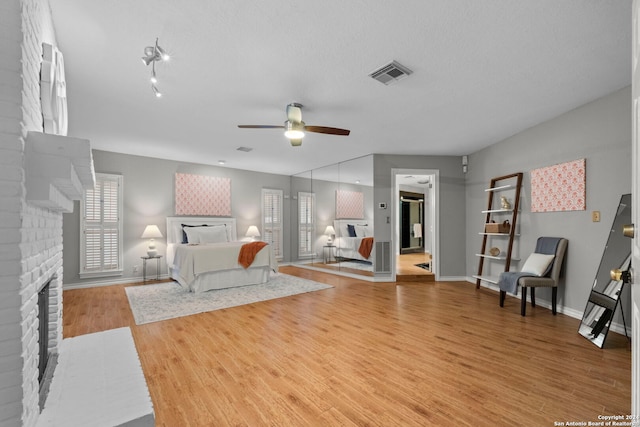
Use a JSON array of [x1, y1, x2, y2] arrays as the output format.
[[391, 168, 439, 281]]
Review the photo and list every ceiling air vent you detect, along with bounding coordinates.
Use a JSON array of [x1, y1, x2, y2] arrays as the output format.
[[236, 146, 253, 152], [369, 60, 413, 85]]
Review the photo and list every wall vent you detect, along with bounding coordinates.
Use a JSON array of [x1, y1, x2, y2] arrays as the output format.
[[369, 60, 413, 85], [374, 241, 391, 273]]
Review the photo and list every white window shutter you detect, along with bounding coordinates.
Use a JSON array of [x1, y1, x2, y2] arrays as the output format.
[[80, 173, 123, 277], [262, 188, 283, 260]]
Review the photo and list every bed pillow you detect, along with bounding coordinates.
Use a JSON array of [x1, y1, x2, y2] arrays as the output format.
[[347, 224, 357, 237], [520, 253, 555, 276], [355, 224, 368, 237], [196, 225, 228, 244], [181, 224, 208, 243]]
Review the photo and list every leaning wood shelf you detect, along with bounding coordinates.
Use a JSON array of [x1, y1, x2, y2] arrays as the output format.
[[475, 172, 523, 289]]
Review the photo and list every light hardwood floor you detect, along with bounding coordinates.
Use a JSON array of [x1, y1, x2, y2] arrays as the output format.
[[63, 267, 630, 426]]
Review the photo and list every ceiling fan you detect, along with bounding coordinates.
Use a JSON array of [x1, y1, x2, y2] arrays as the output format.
[[238, 103, 350, 146]]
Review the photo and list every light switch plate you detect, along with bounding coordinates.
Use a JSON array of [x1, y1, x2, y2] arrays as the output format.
[[592, 211, 600, 222]]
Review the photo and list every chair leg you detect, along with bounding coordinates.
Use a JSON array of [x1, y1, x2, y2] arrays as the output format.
[[530, 287, 536, 307], [521, 286, 527, 316], [552, 287, 557, 315], [500, 290, 506, 307]]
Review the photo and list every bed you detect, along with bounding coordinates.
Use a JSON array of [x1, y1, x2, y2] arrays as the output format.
[[166, 217, 278, 293], [332, 219, 374, 263]]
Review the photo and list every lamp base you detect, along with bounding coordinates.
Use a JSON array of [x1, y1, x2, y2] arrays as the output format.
[[147, 250, 158, 257]]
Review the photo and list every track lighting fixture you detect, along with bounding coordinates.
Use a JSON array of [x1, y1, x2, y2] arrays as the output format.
[[141, 38, 169, 97]]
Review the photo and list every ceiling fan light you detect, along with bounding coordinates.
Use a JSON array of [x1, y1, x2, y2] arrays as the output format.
[[284, 130, 305, 139], [289, 138, 303, 147], [284, 121, 305, 139]]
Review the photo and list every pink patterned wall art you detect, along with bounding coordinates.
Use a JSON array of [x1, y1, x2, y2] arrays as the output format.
[[336, 190, 364, 219], [175, 173, 232, 216], [530, 158, 586, 212]]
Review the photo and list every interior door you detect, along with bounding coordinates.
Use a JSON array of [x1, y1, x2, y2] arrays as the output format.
[[632, 0, 640, 414]]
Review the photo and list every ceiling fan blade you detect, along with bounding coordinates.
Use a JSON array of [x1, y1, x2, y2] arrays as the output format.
[[286, 104, 302, 122], [237, 125, 284, 129], [304, 125, 350, 136]]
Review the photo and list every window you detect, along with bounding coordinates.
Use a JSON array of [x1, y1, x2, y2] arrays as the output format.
[[298, 192, 315, 258], [80, 173, 123, 278], [262, 188, 283, 260]]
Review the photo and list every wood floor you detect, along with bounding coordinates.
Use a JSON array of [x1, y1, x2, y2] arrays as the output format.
[[299, 253, 434, 281], [63, 267, 630, 426]]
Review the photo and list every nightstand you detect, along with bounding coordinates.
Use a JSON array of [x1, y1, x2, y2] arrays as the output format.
[[323, 245, 336, 264], [141, 255, 162, 282]]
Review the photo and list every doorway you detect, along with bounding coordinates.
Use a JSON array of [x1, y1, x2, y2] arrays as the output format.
[[392, 169, 438, 280], [400, 191, 424, 254]]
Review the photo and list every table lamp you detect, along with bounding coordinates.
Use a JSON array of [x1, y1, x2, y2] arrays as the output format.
[[325, 225, 336, 245], [141, 225, 163, 256]]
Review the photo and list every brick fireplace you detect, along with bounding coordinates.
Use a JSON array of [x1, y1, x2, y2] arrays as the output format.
[[0, 1, 95, 426]]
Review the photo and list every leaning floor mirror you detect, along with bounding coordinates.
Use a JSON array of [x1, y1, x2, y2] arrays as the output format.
[[578, 193, 631, 348]]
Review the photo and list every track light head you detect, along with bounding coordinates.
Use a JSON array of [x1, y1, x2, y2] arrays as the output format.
[[143, 38, 169, 98], [155, 45, 170, 61]]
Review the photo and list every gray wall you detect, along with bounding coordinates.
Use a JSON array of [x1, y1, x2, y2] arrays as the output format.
[[373, 154, 467, 278], [62, 150, 291, 286], [465, 86, 632, 315]]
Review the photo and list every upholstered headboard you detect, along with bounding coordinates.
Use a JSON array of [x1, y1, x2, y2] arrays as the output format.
[[165, 217, 237, 268], [333, 219, 372, 238], [166, 216, 237, 244]]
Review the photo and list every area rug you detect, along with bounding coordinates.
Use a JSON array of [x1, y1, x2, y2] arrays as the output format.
[[125, 273, 333, 325]]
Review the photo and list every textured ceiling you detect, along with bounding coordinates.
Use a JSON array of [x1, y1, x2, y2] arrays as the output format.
[[49, 0, 631, 177]]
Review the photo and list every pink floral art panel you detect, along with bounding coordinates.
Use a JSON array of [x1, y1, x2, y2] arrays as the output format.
[[530, 159, 586, 212], [175, 173, 232, 216], [336, 190, 364, 219]]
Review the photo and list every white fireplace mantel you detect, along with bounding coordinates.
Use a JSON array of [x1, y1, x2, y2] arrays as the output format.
[[25, 131, 95, 212]]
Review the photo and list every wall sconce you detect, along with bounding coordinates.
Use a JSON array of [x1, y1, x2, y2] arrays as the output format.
[[462, 155, 468, 174], [325, 225, 336, 245], [141, 38, 169, 98], [246, 225, 261, 241], [141, 225, 163, 256]]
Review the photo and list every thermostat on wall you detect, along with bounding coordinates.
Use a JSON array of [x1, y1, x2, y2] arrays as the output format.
[[378, 202, 387, 209]]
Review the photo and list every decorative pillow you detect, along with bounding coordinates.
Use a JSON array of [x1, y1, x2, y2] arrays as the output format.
[[196, 225, 228, 244], [181, 224, 208, 243], [339, 224, 349, 238], [521, 253, 555, 276], [347, 224, 357, 237], [355, 224, 368, 237]]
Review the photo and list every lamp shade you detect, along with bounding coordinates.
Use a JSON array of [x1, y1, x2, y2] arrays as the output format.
[[141, 225, 163, 239], [246, 225, 260, 240]]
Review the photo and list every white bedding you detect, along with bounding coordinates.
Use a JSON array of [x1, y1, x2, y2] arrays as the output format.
[[172, 242, 278, 293], [333, 237, 374, 262], [332, 219, 374, 262]]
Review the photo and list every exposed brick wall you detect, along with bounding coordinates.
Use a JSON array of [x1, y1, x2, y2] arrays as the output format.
[[0, 1, 63, 426]]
